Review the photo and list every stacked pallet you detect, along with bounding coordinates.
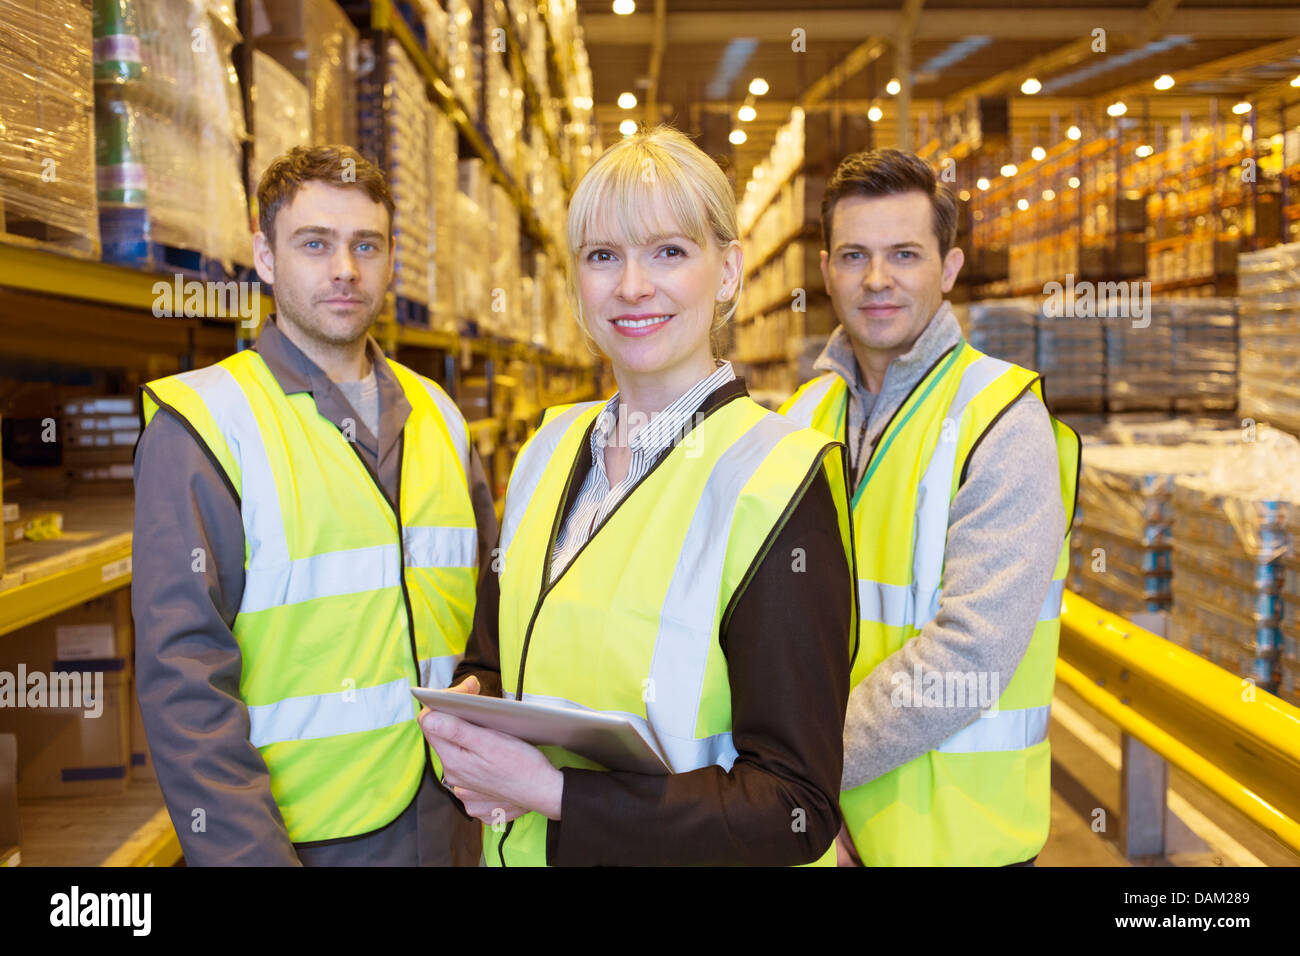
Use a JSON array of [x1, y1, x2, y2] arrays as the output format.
[[1104, 298, 1237, 413], [94, 0, 252, 276], [1238, 242, 1300, 437], [1038, 314, 1106, 411], [1169, 430, 1300, 699], [1069, 443, 1222, 617], [0, 0, 99, 258], [966, 298, 1038, 370]]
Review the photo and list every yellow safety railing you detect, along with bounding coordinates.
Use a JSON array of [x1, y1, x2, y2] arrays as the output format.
[[1057, 590, 1300, 854]]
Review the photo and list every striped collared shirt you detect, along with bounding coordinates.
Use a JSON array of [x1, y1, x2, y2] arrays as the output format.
[[549, 360, 737, 582]]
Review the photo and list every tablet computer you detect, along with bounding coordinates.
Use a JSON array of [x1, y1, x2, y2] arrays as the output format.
[[412, 687, 671, 775]]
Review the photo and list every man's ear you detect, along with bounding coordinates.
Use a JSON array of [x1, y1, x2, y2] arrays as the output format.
[[940, 245, 964, 293], [253, 231, 276, 286]]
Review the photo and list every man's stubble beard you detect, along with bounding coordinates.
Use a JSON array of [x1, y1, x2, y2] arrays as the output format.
[[276, 285, 382, 349]]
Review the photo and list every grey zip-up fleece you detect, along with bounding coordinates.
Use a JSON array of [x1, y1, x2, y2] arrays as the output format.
[[817, 302, 1067, 792]]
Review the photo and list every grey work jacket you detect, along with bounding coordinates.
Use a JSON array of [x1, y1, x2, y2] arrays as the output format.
[[132, 318, 497, 866]]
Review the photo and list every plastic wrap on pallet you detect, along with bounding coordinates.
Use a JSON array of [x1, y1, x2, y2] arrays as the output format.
[[0, 0, 100, 256], [94, 0, 252, 273], [1104, 298, 1238, 412], [1169, 429, 1300, 692], [1101, 417, 1241, 446], [1069, 443, 1224, 617], [1238, 242, 1300, 438], [1167, 298, 1237, 410], [966, 298, 1037, 370], [445, 0, 478, 122], [427, 105, 457, 330], [454, 191, 489, 324], [1037, 312, 1105, 409], [384, 39, 431, 311], [250, 52, 309, 193], [486, 183, 520, 338], [253, 0, 359, 149]]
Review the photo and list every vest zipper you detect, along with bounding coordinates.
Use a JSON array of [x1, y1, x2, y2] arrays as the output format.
[[499, 388, 746, 866]]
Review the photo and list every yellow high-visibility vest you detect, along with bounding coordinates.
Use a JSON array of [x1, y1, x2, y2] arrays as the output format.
[[141, 349, 478, 842], [486, 394, 858, 866], [781, 339, 1080, 866]]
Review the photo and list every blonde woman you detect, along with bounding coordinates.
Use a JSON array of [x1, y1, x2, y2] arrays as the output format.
[[420, 126, 858, 866]]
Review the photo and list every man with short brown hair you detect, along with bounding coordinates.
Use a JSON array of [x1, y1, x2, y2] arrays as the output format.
[[782, 148, 1078, 867], [133, 145, 495, 865]]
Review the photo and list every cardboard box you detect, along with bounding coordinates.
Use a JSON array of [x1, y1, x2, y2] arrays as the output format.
[[0, 733, 20, 866], [0, 670, 131, 798], [0, 590, 133, 797]]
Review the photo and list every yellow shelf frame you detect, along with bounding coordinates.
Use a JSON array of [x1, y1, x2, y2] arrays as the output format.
[[0, 244, 273, 326], [0, 540, 132, 639], [1058, 589, 1300, 854], [101, 806, 182, 867]]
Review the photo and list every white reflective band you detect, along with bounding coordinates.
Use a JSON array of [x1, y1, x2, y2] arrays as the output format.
[[1040, 578, 1065, 621], [409, 375, 470, 480], [500, 402, 602, 559], [404, 526, 476, 569], [935, 705, 1051, 754], [647, 412, 803, 771], [248, 676, 416, 747], [177, 364, 290, 570], [504, 690, 736, 774], [419, 654, 462, 689], [782, 374, 837, 428], [240, 543, 402, 614], [911, 355, 1013, 627], [858, 578, 915, 628], [859, 576, 1065, 629]]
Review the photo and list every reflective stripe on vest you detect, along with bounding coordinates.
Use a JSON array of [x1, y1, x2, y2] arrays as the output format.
[[911, 354, 1012, 626], [935, 704, 1051, 755], [859, 575, 1064, 630]]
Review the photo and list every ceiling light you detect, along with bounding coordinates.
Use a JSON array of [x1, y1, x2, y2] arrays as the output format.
[[1001, 163, 1017, 176], [619, 119, 637, 136], [959, 189, 971, 201], [1107, 101, 1127, 117], [612, 0, 635, 12], [729, 128, 747, 145], [1232, 101, 1252, 115], [1068, 176, 1080, 188], [1021, 77, 1041, 95], [1031, 146, 1046, 161], [1154, 74, 1175, 91], [868, 105, 883, 122], [886, 78, 901, 96], [1017, 198, 1029, 210], [738, 104, 756, 122], [1066, 125, 1081, 140], [1135, 144, 1153, 157], [748, 78, 768, 96], [1042, 189, 1055, 201], [1292, 75, 1300, 88], [977, 177, 991, 191], [617, 92, 637, 109]]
